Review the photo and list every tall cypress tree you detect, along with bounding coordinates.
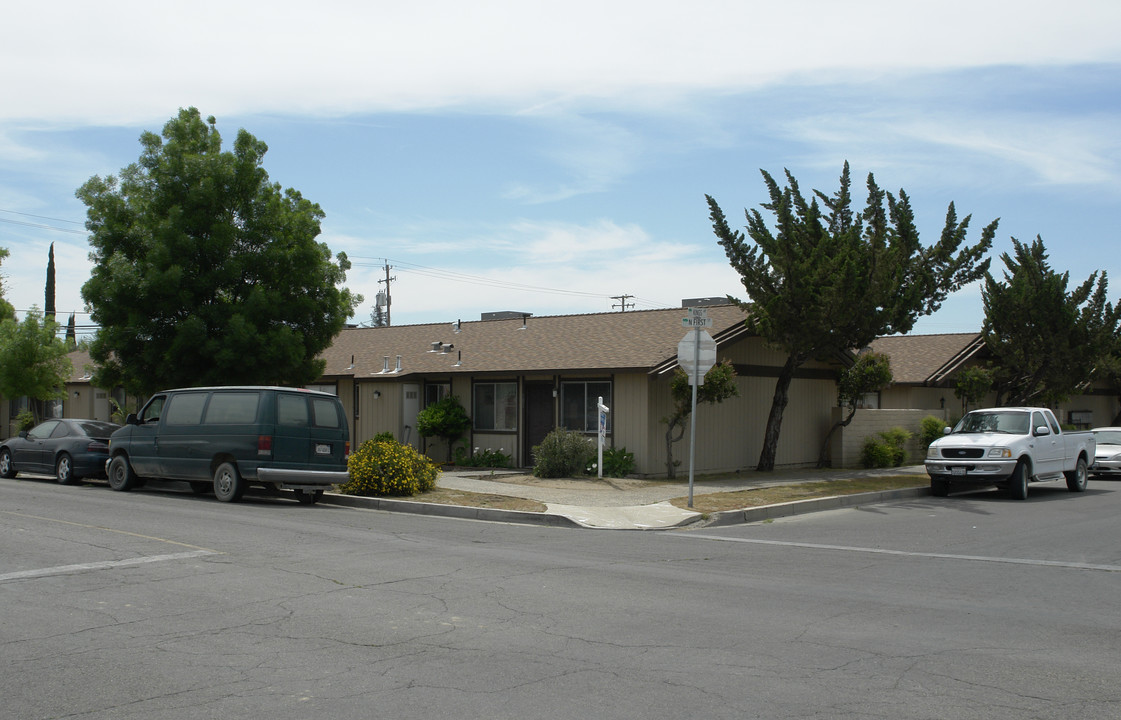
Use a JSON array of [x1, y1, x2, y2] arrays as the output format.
[[65, 313, 77, 350], [45, 242, 56, 321]]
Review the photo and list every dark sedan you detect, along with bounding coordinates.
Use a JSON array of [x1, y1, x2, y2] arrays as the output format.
[[0, 419, 120, 484]]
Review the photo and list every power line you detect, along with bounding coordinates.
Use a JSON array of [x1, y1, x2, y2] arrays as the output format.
[[0, 208, 87, 235], [351, 256, 662, 305]]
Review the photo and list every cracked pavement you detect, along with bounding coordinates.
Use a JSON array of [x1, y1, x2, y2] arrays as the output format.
[[3, 476, 1120, 719]]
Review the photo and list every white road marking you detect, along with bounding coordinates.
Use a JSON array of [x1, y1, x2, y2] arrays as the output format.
[[676, 534, 1121, 573], [0, 550, 217, 583]]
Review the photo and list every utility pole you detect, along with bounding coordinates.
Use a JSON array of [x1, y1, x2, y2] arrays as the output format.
[[378, 262, 397, 326], [611, 294, 634, 312]]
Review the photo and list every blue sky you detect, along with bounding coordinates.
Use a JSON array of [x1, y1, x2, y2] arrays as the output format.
[[2, 1, 1119, 338]]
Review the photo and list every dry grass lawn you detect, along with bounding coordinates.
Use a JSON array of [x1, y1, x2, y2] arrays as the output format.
[[668, 476, 926, 513], [404, 474, 925, 515]]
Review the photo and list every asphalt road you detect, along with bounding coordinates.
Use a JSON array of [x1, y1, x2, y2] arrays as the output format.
[[2, 476, 1120, 719]]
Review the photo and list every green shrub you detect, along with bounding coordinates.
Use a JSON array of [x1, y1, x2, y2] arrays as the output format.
[[340, 438, 439, 496], [16, 409, 35, 432], [861, 427, 912, 468], [587, 446, 635, 477], [372, 431, 397, 443], [415, 395, 472, 462], [919, 415, 948, 449], [452, 446, 513, 468], [861, 438, 896, 468], [532, 428, 595, 478]]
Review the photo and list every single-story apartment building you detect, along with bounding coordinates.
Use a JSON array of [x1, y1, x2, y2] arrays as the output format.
[[18, 307, 1119, 474]]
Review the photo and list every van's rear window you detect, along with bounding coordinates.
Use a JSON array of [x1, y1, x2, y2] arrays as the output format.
[[311, 397, 341, 428], [204, 393, 261, 424]]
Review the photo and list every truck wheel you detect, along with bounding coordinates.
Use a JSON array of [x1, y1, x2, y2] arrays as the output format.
[[1008, 460, 1029, 500], [212, 462, 244, 502], [107, 456, 138, 492], [1065, 456, 1088, 492], [931, 477, 950, 497]]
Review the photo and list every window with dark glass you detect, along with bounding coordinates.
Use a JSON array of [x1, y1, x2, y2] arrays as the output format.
[[473, 382, 517, 431], [560, 381, 612, 433]]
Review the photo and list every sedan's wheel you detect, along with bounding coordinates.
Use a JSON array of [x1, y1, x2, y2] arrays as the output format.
[[0, 448, 15, 479], [931, 477, 950, 497], [1008, 460, 1029, 500], [1065, 456, 1089, 492], [55, 453, 77, 485], [107, 456, 137, 492], [212, 462, 244, 503], [294, 489, 323, 505]]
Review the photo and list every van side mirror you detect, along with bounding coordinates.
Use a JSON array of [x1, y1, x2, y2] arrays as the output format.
[[125, 413, 139, 425]]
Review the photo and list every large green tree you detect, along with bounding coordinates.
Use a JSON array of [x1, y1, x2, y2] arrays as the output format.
[[0, 308, 72, 423], [982, 236, 1119, 406], [78, 108, 361, 396], [709, 163, 996, 470]]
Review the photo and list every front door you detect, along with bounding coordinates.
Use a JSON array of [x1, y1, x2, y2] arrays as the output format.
[[524, 382, 555, 468]]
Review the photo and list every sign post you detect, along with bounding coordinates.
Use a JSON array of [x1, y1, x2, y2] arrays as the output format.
[[597, 396, 610, 479], [678, 309, 717, 507]]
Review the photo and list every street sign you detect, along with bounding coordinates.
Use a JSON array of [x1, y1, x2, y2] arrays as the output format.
[[677, 329, 716, 384], [686, 306, 709, 318], [681, 316, 713, 328]]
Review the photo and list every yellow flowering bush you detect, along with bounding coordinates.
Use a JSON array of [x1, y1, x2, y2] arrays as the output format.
[[340, 439, 440, 497]]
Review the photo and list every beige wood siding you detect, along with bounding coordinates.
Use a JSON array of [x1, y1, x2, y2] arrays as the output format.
[[640, 335, 839, 476], [611, 373, 650, 471], [355, 381, 404, 448]]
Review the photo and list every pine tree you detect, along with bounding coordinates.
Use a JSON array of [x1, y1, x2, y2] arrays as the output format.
[[709, 163, 996, 470], [982, 236, 1119, 406]]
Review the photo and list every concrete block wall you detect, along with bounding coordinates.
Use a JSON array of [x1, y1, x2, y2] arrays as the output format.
[[829, 408, 936, 468]]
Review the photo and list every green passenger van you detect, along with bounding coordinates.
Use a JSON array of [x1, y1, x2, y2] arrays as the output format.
[[106, 387, 350, 504]]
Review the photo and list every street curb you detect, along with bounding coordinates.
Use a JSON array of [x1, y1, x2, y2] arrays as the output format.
[[320, 485, 932, 530], [698, 486, 932, 527], [320, 492, 584, 528]]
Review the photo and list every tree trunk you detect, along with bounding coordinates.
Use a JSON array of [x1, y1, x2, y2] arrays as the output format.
[[817, 405, 857, 468], [758, 354, 802, 471], [664, 416, 685, 479]]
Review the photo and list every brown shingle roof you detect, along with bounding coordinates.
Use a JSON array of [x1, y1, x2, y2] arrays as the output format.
[[870, 332, 984, 385], [320, 305, 750, 378], [66, 348, 96, 383]]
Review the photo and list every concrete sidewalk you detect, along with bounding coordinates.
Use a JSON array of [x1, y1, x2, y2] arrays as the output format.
[[322, 466, 932, 530]]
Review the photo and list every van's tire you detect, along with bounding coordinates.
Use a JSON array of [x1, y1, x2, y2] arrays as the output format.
[[1008, 460, 1030, 500], [213, 462, 244, 503], [294, 489, 323, 505], [931, 477, 950, 497], [107, 456, 138, 492], [1065, 456, 1088, 492], [56, 453, 77, 485]]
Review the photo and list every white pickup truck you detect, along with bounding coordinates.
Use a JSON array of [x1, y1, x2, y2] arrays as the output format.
[[925, 407, 1094, 500]]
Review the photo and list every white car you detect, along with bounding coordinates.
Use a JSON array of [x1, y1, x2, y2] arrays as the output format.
[[1090, 427, 1121, 476]]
